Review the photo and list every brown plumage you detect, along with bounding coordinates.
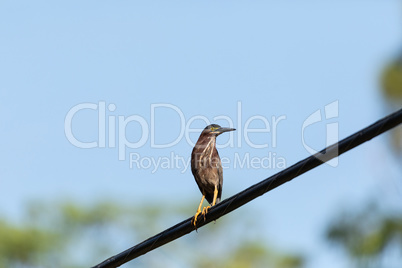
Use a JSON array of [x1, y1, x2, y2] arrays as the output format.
[[191, 124, 235, 227]]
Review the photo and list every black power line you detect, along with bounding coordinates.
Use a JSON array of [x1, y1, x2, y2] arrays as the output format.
[[93, 108, 402, 268]]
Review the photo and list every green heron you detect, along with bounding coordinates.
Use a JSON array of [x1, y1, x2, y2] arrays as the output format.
[[191, 124, 236, 227]]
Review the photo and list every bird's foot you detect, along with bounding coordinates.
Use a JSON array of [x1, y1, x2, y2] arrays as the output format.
[[192, 210, 202, 228], [201, 206, 211, 221]]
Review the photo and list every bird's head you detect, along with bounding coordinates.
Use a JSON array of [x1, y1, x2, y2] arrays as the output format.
[[202, 124, 236, 136]]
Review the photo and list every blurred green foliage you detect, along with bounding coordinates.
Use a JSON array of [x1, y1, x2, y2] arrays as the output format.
[[0, 201, 304, 268], [0, 220, 58, 267], [381, 54, 402, 155], [326, 204, 402, 268], [197, 241, 303, 268], [382, 56, 402, 103]]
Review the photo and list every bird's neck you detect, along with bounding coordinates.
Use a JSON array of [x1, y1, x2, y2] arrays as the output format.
[[194, 135, 217, 156]]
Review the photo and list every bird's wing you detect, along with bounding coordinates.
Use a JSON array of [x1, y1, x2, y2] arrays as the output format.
[[216, 160, 223, 203]]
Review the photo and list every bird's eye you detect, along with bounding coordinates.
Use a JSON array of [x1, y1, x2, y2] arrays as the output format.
[[211, 127, 217, 131]]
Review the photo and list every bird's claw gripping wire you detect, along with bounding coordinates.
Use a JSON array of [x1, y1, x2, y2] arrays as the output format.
[[192, 210, 202, 228], [201, 206, 210, 221]]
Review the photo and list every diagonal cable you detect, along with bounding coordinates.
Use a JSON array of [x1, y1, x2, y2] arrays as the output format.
[[93, 108, 402, 268]]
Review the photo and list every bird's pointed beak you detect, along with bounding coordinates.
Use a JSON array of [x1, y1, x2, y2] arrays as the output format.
[[216, 127, 236, 135]]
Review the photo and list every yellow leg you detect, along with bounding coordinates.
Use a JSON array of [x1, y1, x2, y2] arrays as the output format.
[[201, 185, 219, 220], [192, 195, 205, 227], [211, 185, 218, 206]]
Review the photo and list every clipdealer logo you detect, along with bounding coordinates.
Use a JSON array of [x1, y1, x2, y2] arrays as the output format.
[[302, 101, 339, 167], [64, 101, 339, 172]]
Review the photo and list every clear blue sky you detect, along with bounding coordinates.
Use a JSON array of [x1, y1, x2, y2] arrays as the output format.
[[1, 1, 401, 267]]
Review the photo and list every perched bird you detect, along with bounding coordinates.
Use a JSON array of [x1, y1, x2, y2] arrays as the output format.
[[191, 124, 235, 226]]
